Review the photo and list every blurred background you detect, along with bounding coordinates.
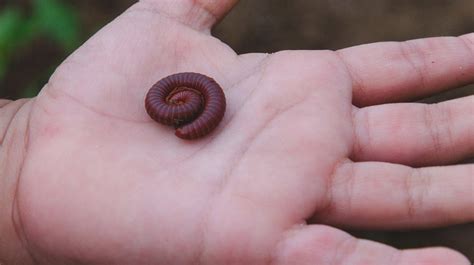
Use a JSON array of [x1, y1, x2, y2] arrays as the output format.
[[0, 0, 473, 260]]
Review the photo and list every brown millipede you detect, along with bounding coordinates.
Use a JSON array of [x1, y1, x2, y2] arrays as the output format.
[[145, 72, 226, 140]]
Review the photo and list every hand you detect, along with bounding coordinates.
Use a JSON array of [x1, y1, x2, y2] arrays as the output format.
[[1, 0, 473, 264]]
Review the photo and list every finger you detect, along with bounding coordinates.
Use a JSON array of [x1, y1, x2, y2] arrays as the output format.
[[352, 96, 474, 166], [313, 162, 474, 229], [337, 33, 474, 106], [140, 0, 239, 31], [273, 225, 469, 265]]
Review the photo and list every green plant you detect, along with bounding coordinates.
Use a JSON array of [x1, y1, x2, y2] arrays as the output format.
[[0, 7, 32, 80], [0, 0, 80, 94], [33, 0, 80, 50]]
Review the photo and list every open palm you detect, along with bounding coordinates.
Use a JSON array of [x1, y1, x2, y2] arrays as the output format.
[[8, 1, 473, 264]]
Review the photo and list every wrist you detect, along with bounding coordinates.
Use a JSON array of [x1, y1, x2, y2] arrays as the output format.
[[0, 99, 36, 265]]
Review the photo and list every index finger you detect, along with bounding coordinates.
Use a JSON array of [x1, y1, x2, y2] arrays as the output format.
[[337, 34, 474, 106]]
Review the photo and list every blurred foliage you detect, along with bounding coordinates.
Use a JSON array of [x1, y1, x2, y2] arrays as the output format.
[[0, 7, 29, 80], [33, 0, 79, 50], [0, 0, 79, 95]]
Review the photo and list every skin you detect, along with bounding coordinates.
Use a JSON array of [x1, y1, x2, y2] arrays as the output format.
[[1, 0, 473, 264]]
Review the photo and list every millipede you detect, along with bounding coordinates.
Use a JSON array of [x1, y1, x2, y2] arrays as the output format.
[[145, 72, 226, 140]]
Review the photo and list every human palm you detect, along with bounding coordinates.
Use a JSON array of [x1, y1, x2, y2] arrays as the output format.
[[7, 1, 473, 264]]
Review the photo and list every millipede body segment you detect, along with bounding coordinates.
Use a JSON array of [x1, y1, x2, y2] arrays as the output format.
[[145, 72, 226, 140]]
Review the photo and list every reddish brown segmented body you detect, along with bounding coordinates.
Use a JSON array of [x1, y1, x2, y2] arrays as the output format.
[[145, 72, 226, 140]]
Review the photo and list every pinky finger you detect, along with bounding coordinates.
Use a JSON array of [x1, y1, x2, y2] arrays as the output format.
[[273, 225, 470, 265]]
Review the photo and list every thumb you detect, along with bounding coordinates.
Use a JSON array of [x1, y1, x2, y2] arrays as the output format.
[[140, 0, 239, 31]]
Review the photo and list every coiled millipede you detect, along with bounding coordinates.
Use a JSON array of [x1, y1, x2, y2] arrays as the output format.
[[145, 72, 226, 140]]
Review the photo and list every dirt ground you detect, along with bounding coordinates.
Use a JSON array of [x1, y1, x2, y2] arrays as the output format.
[[2, 0, 474, 260]]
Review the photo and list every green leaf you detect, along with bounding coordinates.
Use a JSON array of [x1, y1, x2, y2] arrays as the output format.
[[0, 8, 23, 59], [32, 0, 80, 51], [0, 7, 35, 82], [0, 8, 22, 41]]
